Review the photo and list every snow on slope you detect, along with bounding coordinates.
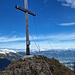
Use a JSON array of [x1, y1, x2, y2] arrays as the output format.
[[0, 49, 17, 54]]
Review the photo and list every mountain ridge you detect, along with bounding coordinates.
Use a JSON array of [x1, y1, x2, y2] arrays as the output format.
[[0, 55, 74, 75]]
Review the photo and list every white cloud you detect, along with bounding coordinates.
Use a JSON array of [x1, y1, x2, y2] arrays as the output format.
[[49, 33, 75, 41], [0, 36, 25, 42], [0, 32, 75, 50], [11, 31, 16, 34], [57, 0, 75, 8], [59, 22, 75, 26], [0, 42, 25, 49], [44, 0, 48, 3], [30, 33, 75, 41], [0, 39, 75, 51], [32, 33, 75, 50], [0, 32, 75, 43], [30, 33, 75, 50], [0, 36, 46, 43], [20, 39, 75, 50]]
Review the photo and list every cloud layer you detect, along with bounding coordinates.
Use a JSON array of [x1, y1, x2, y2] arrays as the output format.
[[0, 36, 25, 42], [44, 0, 48, 3], [57, 0, 75, 8], [59, 22, 75, 26], [0, 32, 75, 50], [0, 33, 75, 43]]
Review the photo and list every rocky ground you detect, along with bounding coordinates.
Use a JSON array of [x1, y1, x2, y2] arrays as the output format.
[[0, 55, 74, 75]]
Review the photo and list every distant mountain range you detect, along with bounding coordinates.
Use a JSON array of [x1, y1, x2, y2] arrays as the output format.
[[0, 48, 17, 54], [0, 49, 21, 71], [0, 48, 75, 60], [0, 49, 22, 61], [0, 48, 75, 70]]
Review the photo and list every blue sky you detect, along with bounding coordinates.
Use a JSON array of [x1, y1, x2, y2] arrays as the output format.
[[0, 0, 75, 51]]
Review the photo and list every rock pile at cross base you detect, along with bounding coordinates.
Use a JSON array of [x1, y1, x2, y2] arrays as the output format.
[[0, 55, 74, 75]]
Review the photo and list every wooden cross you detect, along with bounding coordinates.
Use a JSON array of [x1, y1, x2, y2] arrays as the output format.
[[15, 0, 36, 55]]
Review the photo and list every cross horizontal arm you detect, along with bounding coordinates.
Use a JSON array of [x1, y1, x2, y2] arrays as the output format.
[[15, 5, 36, 16]]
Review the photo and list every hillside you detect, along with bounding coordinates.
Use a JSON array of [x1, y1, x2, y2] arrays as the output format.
[[0, 49, 75, 70], [0, 58, 11, 71], [0, 55, 74, 75], [0, 49, 22, 61]]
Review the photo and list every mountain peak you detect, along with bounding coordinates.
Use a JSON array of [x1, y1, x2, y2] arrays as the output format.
[[0, 55, 74, 75], [0, 48, 17, 54]]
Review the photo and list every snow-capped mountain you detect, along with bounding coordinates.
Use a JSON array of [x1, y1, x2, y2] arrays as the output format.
[[0, 48, 17, 54], [0, 48, 21, 60]]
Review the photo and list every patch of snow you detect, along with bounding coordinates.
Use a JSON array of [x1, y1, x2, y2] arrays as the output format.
[[0, 51, 6, 54], [0, 48, 17, 54]]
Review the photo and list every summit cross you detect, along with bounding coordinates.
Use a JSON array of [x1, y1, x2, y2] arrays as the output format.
[[15, 0, 36, 55]]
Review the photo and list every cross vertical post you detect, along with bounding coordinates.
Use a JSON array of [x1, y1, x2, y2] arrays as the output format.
[[15, 0, 36, 55], [24, 0, 30, 55]]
